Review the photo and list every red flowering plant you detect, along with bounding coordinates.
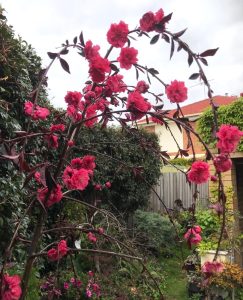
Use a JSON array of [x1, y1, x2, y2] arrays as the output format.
[[0, 6, 242, 300]]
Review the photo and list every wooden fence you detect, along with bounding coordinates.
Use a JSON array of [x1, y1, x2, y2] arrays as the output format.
[[149, 172, 209, 212]]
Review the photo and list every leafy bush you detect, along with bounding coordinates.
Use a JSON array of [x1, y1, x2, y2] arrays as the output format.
[[133, 210, 177, 254], [197, 97, 243, 151]]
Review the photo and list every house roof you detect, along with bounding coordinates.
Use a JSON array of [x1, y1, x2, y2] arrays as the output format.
[[137, 95, 237, 124]]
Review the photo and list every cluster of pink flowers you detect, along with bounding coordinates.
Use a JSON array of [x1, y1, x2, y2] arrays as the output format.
[[87, 232, 97, 243], [139, 8, 165, 33], [201, 261, 224, 276], [126, 91, 151, 120], [1, 274, 22, 300], [62, 155, 95, 190], [188, 161, 210, 184], [47, 240, 68, 261], [166, 80, 188, 103], [24, 101, 50, 120], [86, 271, 101, 298], [37, 184, 63, 208], [212, 124, 243, 174], [184, 225, 202, 247], [63, 277, 82, 290]]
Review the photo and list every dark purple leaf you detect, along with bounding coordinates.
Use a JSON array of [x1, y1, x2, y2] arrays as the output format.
[[60, 58, 70, 74], [162, 34, 170, 43], [148, 68, 159, 75], [150, 34, 160, 45], [146, 115, 149, 124], [60, 48, 69, 55], [173, 28, 187, 38], [135, 67, 139, 80], [45, 168, 57, 192], [73, 36, 77, 44], [200, 57, 208, 66], [200, 48, 219, 57], [188, 54, 193, 66], [162, 13, 173, 23], [189, 73, 200, 80], [160, 151, 170, 159], [79, 31, 85, 46], [180, 149, 189, 157], [127, 38, 131, 47], [47, 52, 58, 59], [177, 44, 182, 52], [146, 71, 151, 84], [110, 63, 119, 72], [170, 39, 175, 60]]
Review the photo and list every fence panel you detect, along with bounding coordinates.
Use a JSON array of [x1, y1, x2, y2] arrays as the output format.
[[149, 172, 209, 212]]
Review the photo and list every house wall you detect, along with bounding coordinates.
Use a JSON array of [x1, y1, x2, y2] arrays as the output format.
[[182, 121, 204, 157], [155, 122, 183, 155]]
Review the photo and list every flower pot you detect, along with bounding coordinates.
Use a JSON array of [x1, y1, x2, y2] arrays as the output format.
[[199, 250, 231, 266]]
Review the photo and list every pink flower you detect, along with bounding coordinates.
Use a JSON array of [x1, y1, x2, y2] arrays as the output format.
[[126, 91, 151, 120], [69, 169, 90, 190], [47, 248, 58, 261], [58, 240, 68, 257], [166, 80, 187, 103], [98, 227, 104, 234], [106, 74, 126, 93], [216, 124, 243, 153], [68, 140, 75, 147], [80, 155, 96, 171], [105, 181, 111, 188], [139, 11, 156, 32], [86, 289, 92, 298], [213, 154, 232, 173], [89, 55, 111, 83], [88, 271, 94, 277], [184, 226, 202, 247], [70, 278, 75, 284], [64, 91, 82, 107], [188, 161, 210, 184], [84, 40, 100, 60], [87, 232, 97, 243], [210, 175, 218, 182], [63, 282, 69, 290], [34, 106, 50, 120], [37, 184, 63, 208], [24, 101, 50, 120], [107, 21, 129, 48], [136, 80, 149, 93], [50, 124, 65, 132], [47, 240, 68, 261], [2, 274, 22, 300], [94, 184, 102, 191], [34, 171, 41, 183], [84, 104, 98, 128], [202, 261, 224, 275], [117, 47, 138, 70]]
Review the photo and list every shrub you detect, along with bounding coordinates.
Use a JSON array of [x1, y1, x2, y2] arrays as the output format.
[[133, 210, 177, 255]]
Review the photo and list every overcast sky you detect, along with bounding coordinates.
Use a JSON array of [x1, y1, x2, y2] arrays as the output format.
[[1, 0, 243, 109]]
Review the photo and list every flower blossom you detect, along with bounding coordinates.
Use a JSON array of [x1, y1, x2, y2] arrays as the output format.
[[126, 91, 151, 120], [37, 184, 63, 208], [45, 134, 58, 149], [24, 101, 50, 120], [107, 21, 129, 48], [89, 55, 111, 83], [187, 161, 210, 184], [106, 74, 127, 93], [87, 232, 97, 243], [139, 8, 165, 33], [117, 47, 138, 70], [47, 240, 68, 261], [202, 261, 224, 276], [50, 124, 65, 132], [184, 226, 202, 247], [216, 124, 243, 154], [64, 91, 82, 108], [166, 80, 187, 103], [1, 274, 22, 300], [136, 80, 149, 93], [84, 40, 100, 60], [213, 154, 232, 173], [62, 167, 90, 190]]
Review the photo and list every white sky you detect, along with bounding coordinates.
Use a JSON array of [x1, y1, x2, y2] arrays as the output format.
[[1, 0, 243, 109]]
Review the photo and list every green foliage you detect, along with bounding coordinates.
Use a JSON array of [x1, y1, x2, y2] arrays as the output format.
[[197, 97, 243, 151], [169, 157, 193, 167], [133, 210, 177, 254], [195, 209, 220, 238], [74, 126, 162, 215]]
